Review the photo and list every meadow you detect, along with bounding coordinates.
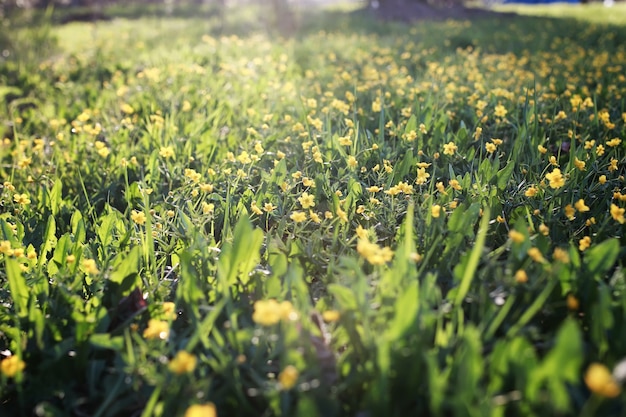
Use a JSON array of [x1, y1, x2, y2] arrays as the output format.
[[1, 3, 626, 416]]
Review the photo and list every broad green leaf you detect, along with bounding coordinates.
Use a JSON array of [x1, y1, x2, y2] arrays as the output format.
[[585, 238, 619, 277], [109, 246, 142, 293], [327, 284, 358, 311], [5, 257, 29, 318], [38, 215, 57, 269], [385, 280, 419, 341]]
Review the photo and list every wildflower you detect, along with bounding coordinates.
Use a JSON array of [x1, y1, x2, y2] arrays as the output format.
[[579, 236, 591, 251], [309, 211, 321, 223], [355, 225, 368, 239], [357, 239, 393, 265], [566, 294, 579, 311], [0, 355, 25, 378], [514, 269, 528, 284], [347, 155, 358, 169], [82, 259, 100, 275], [290, 211, 307, 223], [574, 158, 586, 171], [279, 365, 299, 390], [449, 179, 462, 190], [525, 186, 538, 197], [163, 302, 177, 321], [585, 363, 621, 398], [202, 202, 214, 215], [367, 186, 381, 193], [143, 319, 169, 340], [0, 241, 13, 256], [527, 248, 546, 263], [564, 204, 576, 220], [336, 207, 348, 223], [574, 199, 590, 213], [250, 202, 263, 216], [494, 104, 507, 118], [431, 205, 442, 218], [169, 351, 197, 375], [609, 158, 619, 172], [131, 210, 146, 225], [584, 140, 596, 150], [13, 193, 31, 205], [610, 204, 625, 224], [443, 141, 458, 156], [485, 142, 497, 154], [120, 103, 134, 114], [184, 403, 217, 417], [263, 203, 276, 213], [17, 157, 32, 169], [545, 168, 565, 189], [322, 310, 341, 322], [416, 168, 430, 185], [298, 192, 315, 209], [606, 138, 622, 147], [508, 230, 525, 243], [253, 299, 296, 326], [599, 175, 607, 185], [553, 247, 570, 263], [596, 145, 605, 156], [436, 182, 447, 195]]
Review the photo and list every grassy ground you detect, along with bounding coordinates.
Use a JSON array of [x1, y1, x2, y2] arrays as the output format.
[[1, 3, 626, 417]]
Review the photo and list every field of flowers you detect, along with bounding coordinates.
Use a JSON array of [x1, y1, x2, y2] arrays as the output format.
[[1, 4, 626, 416]]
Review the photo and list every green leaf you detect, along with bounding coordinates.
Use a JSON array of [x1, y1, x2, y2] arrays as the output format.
[[5, 257, 29, 318], [89, 333, 124, 350], [109, 246, 142, 293], [385, 280, 418, 341], [218, 214, 264, 286], [38, 215, 57, 269], [585, 238, 619, 278], [327, 284, 358, 311]]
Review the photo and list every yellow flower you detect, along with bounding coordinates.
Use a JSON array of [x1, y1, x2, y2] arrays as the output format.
[[263, 203, 276, 213], [290, 211, 307, 223], [514, 269, 528, 284], [431, 205, 442, 218], [564, 204, 576, 220], [82, 259, 100, 275], [494, 104, 507, 118], [143, 319, 169, 340], [574, 157, 586, 171], [357, 239, 393, 265], [322, 310, 341, 322], [579, 236, 591, 251], [168, 351, 197, 375], [120, 103, 134, 114], [347, 155, 358, 169], [566, 294, 579, 311], [585, 363, 621, 398], [13, 193, 31, 205], [184, 403, 217, 417], [527, 248, 546, 263], [485, 142, 497, 154], [416, 167, 430, 185], [250, 202, 263, 216], [0, 355, 25, 378], [537, 145, 547, 154], [449, 179, 462, 190], [443, 141, 457, 156], [0, 240, 13, 256], [545, 168, 565, 189], [525, 186, 538, 197], [367, 186, 382, 193], [606, 138, 622, 147], [298, 192, 315, 209], [539, 223, 549, 236], [599, 175, 607, 185], [355, 225, 369, 239], [553, 247, 570, 264], [574, 199, 590, 213], [131, 210, 146, 225], [609, 158, 619, 172], [336, 207, 348, 223], [163, 302, 177, 321], [508, 230, 525, 243], [309, 210, 321, 224], [278, 365, 299, 390], [610, 204, 625, 224], [252, 299, 296, 326]]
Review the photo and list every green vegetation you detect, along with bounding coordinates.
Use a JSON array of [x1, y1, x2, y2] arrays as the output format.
[[1, 4, 626, 416]]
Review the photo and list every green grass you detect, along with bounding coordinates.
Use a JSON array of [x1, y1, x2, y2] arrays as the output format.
[[1, 3, 626, 416], [494, 2, 626, 25]]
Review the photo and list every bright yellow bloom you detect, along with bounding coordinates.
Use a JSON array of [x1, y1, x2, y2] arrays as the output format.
[[599, 175, 607, 185], [356, 239, 393, 265], [579, 236, 591, 251], [131, 210, 146, 225], [82, 259, 100, 275], [585, 363, 621, 398], [416, 167, 430, 185], [545, 168, 565, 189], [539, 224, 549, 236], [538, 145, 548, 154], [606, 138, 622, 147], [290, 211, 307, 223], [13, 193, 31, 205], [322, 310, 341, 322], [279, 365, 299, 390], [566, 294, 579, 311], [168, 351, 197, 374], [0, 355, 25, 377], [250, 202, 263, 216], [564, 204, 575, 220], [574, 158, 586, 171], [0, 240, 13, 256], [263, 203, 276, 213], [574, 199, 590, 213], [514, 269, 528, 284], [252, 299, 296, 326], [553, 247, 570, 264], [431, 205, 442, 218], [610, 204, 625, 224], [449, 179, 462, 190], [527, 248, 546, 263], [494, 104, 507, 118], [609, 158, 619, 172], [508, 230, 525, 243], [184, 403, 217, 417], [143, 319, 169, 340], [525, 186, 538, 197], [443, 141, 457, 156], [309, 211, 321, 224], [298, 192, 315, 209]]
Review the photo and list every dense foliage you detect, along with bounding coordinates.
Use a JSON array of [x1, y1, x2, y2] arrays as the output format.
[[1, 5, 626, 416]]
